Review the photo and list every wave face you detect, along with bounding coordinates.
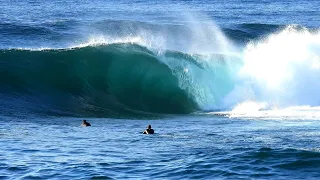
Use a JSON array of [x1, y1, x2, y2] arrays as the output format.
[[0, 44, 204, 117], [1, 24, 319, 118]]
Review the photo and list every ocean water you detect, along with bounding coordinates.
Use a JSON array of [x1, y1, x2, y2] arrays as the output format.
[[1, 0, 320, 179]]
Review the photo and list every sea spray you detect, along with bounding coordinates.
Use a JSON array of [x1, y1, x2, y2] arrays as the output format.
[[70, 12, 240, 111], [241, 26, 320, 106], [1, 18, 319, 117], [222, 26, 320, 118]]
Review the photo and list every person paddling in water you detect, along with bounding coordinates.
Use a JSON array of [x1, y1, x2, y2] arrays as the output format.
[[143, 125, 154, 134], [81, 120, 91, 127]]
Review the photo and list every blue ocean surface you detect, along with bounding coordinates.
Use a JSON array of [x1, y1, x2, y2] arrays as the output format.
[[1, 0, 320, 179], [1, 116, 320, 179]]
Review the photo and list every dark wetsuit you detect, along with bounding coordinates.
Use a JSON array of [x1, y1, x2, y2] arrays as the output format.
[[143, 129, 154, 134], [82, 122, 91, 126]]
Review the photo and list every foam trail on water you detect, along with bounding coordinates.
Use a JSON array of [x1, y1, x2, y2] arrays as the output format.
[[216, 105, 320, 120]]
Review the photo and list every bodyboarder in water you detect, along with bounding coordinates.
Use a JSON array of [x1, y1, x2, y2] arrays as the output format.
[[143, 125, 154, 134], [81, 120, 91, 127]]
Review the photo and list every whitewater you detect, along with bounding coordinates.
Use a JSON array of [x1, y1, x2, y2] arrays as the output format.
[[1, 0, 320, 179], [1, 23, 320, 119]]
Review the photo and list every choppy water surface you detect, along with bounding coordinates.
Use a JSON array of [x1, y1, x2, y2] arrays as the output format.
[[1, 0, 320, 179], [1, 116, 320, 179]]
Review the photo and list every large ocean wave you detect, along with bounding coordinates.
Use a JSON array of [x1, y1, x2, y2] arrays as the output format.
[[0, 43, 237, 117], [0, 23, 319, 118]]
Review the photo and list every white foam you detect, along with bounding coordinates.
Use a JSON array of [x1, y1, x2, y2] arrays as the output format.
[[223, 26, 320, 110], [211, 102, 320, 120], [69, 36, 149, 48]]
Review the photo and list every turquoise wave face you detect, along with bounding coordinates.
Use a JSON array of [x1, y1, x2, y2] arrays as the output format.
[[0, 43, 240, 117], [0, 44, 200, 116]]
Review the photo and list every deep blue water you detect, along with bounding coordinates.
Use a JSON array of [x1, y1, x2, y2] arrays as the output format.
[[1, 0, 320, 179], [1, 116, 320, 179]]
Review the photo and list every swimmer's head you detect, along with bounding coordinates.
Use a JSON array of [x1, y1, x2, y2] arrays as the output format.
[[147, 125, 152, 129], [82, 120, 87, 123]]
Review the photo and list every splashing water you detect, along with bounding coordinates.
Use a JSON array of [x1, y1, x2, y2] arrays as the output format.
[[221, 26, 320, 119], [241, 26, 320, 106], [2, 8, 320, 118], [66, 23, 320, 115]]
